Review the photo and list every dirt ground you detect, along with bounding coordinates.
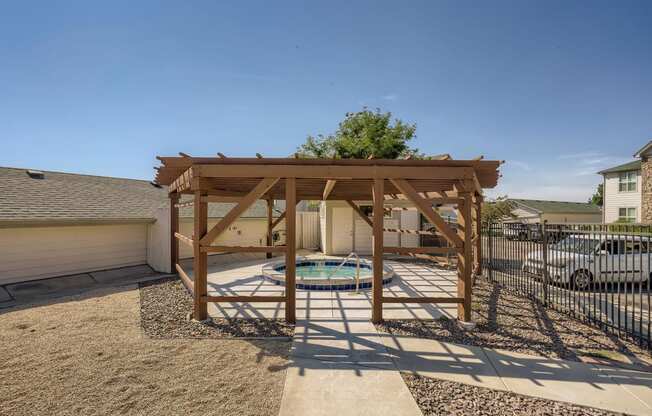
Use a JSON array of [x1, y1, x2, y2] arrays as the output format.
[[0, 287, 291, 416]]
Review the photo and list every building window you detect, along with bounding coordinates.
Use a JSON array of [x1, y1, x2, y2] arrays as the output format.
[[618, 207, 637, 223], [359, 205, 392, 218], [618, 171, 637, 192]]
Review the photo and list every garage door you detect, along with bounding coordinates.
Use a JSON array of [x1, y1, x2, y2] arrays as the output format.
[[0, 224, 148, 284]]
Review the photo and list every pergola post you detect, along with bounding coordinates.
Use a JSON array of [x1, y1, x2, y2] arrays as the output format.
[[193, 190, 208, 321], [285, 178, 297, 324], [457, 191, 473, 322], [266, 198, 274, 259], [473, 196, 482, 277], [170, 192, 180, 273], [372, 178, 384, 323]]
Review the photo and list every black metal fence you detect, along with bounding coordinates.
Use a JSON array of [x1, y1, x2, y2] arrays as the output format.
[[482, 222, 651, 349]]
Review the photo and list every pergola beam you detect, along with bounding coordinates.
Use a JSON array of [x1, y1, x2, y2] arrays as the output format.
[[323, 180, 337, 200], [201, 195, 245, 203], [383, 228, 438, 235], [203, 295, 286, 303], [346, 200, 372, 227], [473, 195, 483, 276], [170, 193, 179, 273], [285, 177, 297, 324], [175, 263, 194, 294], [199, 177, 279, 245], [193, 190, 208, 321], [271, 211, 286, 229], [169, 167, 194, 193], [390, 179, 463, 248], [201, 245, 286, 253], [372, 178, 384, 323], [266, 198, 274, 259], [174, 232, 194, 247], [457, 192, 473, 321], [194, 164, 474, 180], [383, 246, 458, 255]]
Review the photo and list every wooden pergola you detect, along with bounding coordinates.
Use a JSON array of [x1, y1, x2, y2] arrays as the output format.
[[154, 155, 500, 324]]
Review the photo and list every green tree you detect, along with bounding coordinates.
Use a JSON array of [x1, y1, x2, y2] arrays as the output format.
[[297, 108, 420, 159], [589, 183, 603, 206], [481, 196, 516, 226]]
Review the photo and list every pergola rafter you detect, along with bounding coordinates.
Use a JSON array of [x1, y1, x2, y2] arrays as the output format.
[[156, 155, 500, 324]]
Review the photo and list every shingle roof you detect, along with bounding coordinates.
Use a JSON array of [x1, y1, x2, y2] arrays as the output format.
[[634, 140, 652, 157], [598, 160, 641, 175], [0, 167, 278, 226], [510, 199, 601, 214]]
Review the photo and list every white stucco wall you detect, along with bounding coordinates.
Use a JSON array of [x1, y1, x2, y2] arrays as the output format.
[[603, 171, 642, 223], [177, 217, 270, 259], [400, 209, 420, 247], [321, 200, 419, 255], [147, 207, 171, 273], [319, 202, 327, 252]]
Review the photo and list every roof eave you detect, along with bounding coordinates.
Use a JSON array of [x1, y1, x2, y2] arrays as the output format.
[[634, 140, 652, 158], [0, 218, 156, 228], [510, 200, 543, 214]]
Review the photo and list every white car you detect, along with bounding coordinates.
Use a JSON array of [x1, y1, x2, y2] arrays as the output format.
[[522, 234, 651, 289]]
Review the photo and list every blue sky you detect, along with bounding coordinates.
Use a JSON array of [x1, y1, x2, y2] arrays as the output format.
[[1, 1, 651, 201]]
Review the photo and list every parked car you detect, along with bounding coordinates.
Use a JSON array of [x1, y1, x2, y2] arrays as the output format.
[[522, 234, 652, 289], [504, 223, 541, 241]]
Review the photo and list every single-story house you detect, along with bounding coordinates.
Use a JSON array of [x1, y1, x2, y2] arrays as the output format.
[[1, 166, 455, 285], [598, 140, 652, 224], [507, 199, 602, 224], [0, 167, 292, 284]]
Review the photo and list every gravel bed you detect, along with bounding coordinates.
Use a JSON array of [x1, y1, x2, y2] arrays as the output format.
[[402, 373, 624, 416], [376, 278, 649, 364], [139, 277, 294, 339]]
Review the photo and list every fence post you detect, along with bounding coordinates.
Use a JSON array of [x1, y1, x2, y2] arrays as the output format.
[[542, 220, 549, 306], [488, 221, 493, 281]]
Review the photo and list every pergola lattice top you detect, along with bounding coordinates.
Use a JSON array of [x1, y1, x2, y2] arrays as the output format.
[[154, 156, 501, 200]]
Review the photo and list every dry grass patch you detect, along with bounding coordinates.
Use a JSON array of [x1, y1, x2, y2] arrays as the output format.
[[0, 286, 290, 416]]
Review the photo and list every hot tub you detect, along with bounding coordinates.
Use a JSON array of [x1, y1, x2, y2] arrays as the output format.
[[261, 257, 394, 291]]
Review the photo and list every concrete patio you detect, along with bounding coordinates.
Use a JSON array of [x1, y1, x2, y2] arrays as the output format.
[[200, 251, 459, 321]]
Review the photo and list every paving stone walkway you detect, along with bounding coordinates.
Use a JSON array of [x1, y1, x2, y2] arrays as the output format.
[[278, 319, 422, 416]]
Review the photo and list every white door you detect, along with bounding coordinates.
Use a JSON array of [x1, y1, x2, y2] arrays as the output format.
[[332, 207, 353, 254], [354, 219, 373, 255]]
